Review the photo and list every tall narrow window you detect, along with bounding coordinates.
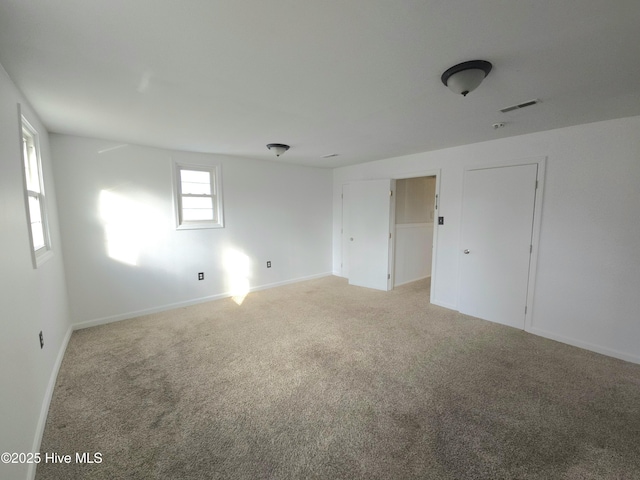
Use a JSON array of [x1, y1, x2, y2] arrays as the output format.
[[21, 115, 52, 266], [174, 163, 224, 229]]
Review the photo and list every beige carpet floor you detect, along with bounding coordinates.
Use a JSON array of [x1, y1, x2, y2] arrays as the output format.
[[37, 276, 640, 479]]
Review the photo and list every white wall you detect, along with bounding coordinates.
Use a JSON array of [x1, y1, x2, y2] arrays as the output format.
[[51, 135, 333, 326], [0, 66, 72, 480], [395, 176, 435, 224], [333, 115, 640, 364], [394, 224, 433, 286]]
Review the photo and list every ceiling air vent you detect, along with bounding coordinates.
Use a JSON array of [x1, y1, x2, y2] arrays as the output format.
[[500, 99, 539, 113]]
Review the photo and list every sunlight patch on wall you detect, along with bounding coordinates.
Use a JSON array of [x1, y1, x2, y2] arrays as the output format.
[[99, 190, 163, 266], [223, 248, 252, 305]]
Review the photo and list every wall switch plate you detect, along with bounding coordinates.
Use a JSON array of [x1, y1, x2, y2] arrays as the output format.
[[438, 216, 444, 225], [198, 272, 204, 280]]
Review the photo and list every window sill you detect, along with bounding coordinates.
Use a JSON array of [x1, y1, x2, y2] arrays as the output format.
[[176, 222, 224, 231], [33, 249, 54, 269]]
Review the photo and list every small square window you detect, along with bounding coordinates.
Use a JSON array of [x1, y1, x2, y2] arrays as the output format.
[[174, 163, 224, 229]]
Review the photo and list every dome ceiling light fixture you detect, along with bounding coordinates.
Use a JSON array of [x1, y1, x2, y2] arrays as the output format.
[[441, 60, 493, 96], [266, 143, 290, 157]]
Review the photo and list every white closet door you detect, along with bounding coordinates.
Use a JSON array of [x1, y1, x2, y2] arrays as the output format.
[[348, 179, 393, 291], [459, 164, 538, 328]]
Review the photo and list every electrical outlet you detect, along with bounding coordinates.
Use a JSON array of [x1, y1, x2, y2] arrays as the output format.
[[198, 272, 204, 280], [39, 331, 44, 349], [438, 216, 444, 225], [266, 261, 271, 268]]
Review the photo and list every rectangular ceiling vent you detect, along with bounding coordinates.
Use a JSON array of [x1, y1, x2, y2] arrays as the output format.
[[500, 99, 539, 113]]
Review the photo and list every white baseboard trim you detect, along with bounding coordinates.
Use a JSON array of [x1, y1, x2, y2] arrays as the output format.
[[430, 299, 457, 311], [28, 325, 73, 480], [73, 272, 333, 331], [527, 327, 640, 365], [243, 272, 333, 295], [394, 275, 430, 288]]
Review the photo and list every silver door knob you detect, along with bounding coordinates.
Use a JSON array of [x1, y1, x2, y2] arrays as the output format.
[[464, 249, 470, 254]]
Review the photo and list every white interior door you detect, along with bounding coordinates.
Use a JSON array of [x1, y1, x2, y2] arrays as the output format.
[[348, 179, 393, 291], [341, 184, 350, 277], [459, 164, 538, 328]]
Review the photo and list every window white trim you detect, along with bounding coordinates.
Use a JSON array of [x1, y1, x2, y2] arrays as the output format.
[[173, 161, 224, 230], [19, 105, 53, 268]]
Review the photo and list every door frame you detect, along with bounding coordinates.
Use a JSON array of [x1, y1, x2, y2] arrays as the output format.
[[458, 156, 546, 332], [391, 169, 441, 295]]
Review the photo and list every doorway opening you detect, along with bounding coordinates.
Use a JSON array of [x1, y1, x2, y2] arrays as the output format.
[[341, 171, 439, 295], [393, 175, 438, 296]]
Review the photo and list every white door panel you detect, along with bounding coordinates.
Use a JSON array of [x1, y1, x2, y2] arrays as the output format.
[[341, 184, 350, 277], [348, 179, 393, 291], [459, 164, 538, 328]]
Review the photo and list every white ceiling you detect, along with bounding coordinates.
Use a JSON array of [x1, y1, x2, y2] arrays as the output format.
[[1, 1, 640, 168]]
